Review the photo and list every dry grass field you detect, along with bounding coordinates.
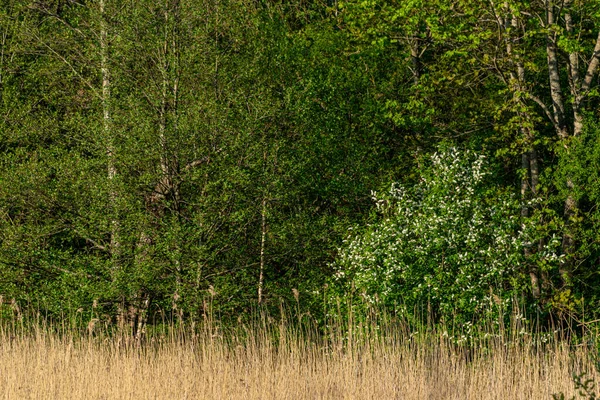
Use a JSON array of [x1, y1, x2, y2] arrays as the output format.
[[0, 315, 597, 400]]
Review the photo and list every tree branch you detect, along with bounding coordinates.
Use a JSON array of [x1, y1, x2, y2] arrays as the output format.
[[184, 156, 211, 172], [32, 32, 100, 100], [581, 30, 600, 94], [526, 92, 562, 135], [84, 237, 107, 252]]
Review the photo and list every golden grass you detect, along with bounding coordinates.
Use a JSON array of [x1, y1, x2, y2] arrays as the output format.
[[0, 317, 596, 399]]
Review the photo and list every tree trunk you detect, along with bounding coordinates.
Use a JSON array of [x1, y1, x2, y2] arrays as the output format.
[[565, 10, 583, 137], [521, 152, 541, 299], [409, 36, 421, 85], [134, 292, 151, 343], [506, 8, 541, 299], [573, 28, 600, 137], [560, 180, 576, 286], [545, 0, 568, 139], [545, 0, 580, 287], [100, 0, 118, 258], [258, 196, 266, 305], [100, 0, 126, 322]]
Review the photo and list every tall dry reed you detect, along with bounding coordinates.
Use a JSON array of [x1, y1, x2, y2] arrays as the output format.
[[0, 312, 596, 399]]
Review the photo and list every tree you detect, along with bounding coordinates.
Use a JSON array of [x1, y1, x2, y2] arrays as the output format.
[[331, 147, 526, 322], [336, 0, 600, 306]]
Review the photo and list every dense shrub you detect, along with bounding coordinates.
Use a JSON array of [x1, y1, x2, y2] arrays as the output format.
[[331, 147, 527, 322]]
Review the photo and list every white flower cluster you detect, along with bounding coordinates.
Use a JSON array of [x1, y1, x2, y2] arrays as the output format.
[[332, 147, 525, 318]]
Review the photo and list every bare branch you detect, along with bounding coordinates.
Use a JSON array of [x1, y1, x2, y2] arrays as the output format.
[[28, 2, 90, 42], [84, 237, 107, 252], [527, 92, 562, 135], [183, 148, 223, 172], [32, 32, 101, 99], [184, 157, 210, 171]]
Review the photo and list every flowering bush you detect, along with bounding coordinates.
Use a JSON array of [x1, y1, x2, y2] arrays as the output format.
[[331, 147, 526, 321]]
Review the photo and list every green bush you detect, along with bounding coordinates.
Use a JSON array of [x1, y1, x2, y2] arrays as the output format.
[[331, 147, 527, 323]]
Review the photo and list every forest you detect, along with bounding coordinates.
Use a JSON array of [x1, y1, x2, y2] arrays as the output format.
[[4, 1, 600, 397], [1, 0, 600, 335]]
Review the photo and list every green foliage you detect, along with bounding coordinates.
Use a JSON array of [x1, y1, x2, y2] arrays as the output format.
[[553, 372, 599, 400], [0, 0, 599, 333], [331, 147, 526, 322], [549, 120, 600, 301]]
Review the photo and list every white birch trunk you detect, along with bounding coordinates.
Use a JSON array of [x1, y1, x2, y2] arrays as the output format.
[[100, 0, 119, 263], [258, 196, 266, 305]]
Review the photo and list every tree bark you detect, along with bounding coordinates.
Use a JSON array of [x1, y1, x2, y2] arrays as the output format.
[[258, 196, 266, 305], [134, 291, 151, 343], [521, 152, 540, 299], [100, 0, 120, 269], [545, 0, 568, 139], [410, 36, 421, 85], [572, 29, 600, 137]]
